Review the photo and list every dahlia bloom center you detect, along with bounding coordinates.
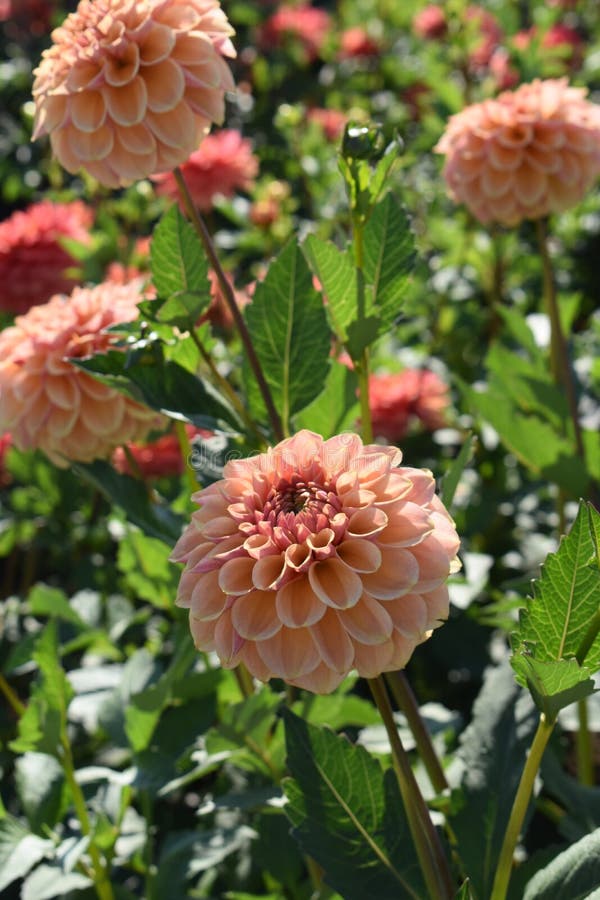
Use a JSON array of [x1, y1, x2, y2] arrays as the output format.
[[172, 431, 461, 694]]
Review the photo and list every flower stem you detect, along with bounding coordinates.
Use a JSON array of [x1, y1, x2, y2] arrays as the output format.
[[233, 662, 255, 699], [385, 670, 448, 794], [490, 713, 554, 900], [368, 676, 454, 900], [173, 167, 283, 442], [60, 732, 114, 900], [535, 218, 584, 461]]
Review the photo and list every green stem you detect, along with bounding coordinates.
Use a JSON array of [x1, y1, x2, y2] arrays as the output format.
[[575, 699, 594, 786], [141, 791, 156, 900], [368, 676, 454, 900], [0, 673, 25, 717], [233, 662, 255, 699], [351, 215, 374, 444], [490, 714, 554, 900], [385, 671, 448, 794], [173, 168, 283, 442], [535, 218, 584, 461], [60, 733, 114, 900]]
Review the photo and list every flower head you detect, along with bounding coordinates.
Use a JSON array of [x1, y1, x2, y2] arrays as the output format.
[[112, 424, 209, 477], [0, 200, 93, 315], [0, 279, 164, 467], [32, 0, 236, 188], [259, 3, 332, 63], [338, 27, 380, 59], [153, 129, 258, 211], [307, 107, 347, 141], [370, 369, 449, 442], [412, 5, 447, 41], [172, 430, 460, 693], [435, 78, 600, 226]]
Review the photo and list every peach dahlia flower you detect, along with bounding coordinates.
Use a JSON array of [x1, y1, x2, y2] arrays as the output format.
[[435, 78, 600, 227], [32, 0, 236, 188], [0, 280, 163, 467], [172, 430, 460, 693]]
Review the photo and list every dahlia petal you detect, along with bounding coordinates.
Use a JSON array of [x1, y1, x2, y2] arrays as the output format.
[[118, 122, 156, 153], [201, 516, 239, 539], [256, 626, 320, 679], [189, 569, 228, 620], [387, 628, 418, 670], [481, 165, 512, 198], [46, 405, 80, 439], [51, 128, 87, 173], [218, 556, 255, 595], [239, 641, 272, 683], [146, 101, 197, 147], [352, 638, 396, 678], [80, 392, 125, 435], [360, 548, 419, 600], [524, 144, 561, 174], [103, 43, 140, 86], [231, 590, 282, 640], [513, 163, 546, 205], [309, 610, 354, 673], [422, 585, 450, 628], [308, 557, 363, 610], [70, 91, 107, 133], [138, 23, 176, 64], [189, 613, 216, 651], [185, 85, 226, 122], [68, 124, 115, 162], [110, 139, 157, 182], [376, 502, 433, 548], [400, 467, 436, 505], [346, 506, 388, 538], [384, 592, 428, 640], [289, 663, 346, 694], [276, 577, 326, 628], [243, 533, 276, 559], [337, 538, 382, 573], [337, 594, 393, 645], [66, 61, 103, 92], [252, 553, 286, 590], [213, 608, 244, 667], [143, 59, 185, 112], [488, 141, 522, 171], [411, 536, 453, 593], [44, 375, 80, 410], [104, 77, 147, 126]]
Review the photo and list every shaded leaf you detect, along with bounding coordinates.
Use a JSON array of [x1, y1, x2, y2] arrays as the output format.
[[0, 817, 53, 893], [293, 359, 359, 437], [21, 864, 92, 900], [302, 236, 358, 344], [511, 657, 595, 721], [523, 828, 600, 899], [282, 708, 425, 900], [441, 433, 476, 510], [15, 753, 65, 835]]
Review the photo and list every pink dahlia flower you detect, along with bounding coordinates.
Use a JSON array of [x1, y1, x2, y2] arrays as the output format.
[[370, 369, 449, 443], [0, 432, 12, 487], [464, 5, 503, 70], [0, 0, 53, 37], [435, 78, 600, 226], [32, 0, 236, 188], [307, 107, 347, 141], [412, 5, 447, 41], [0, 200, 93, 315], [0, 280, 164, 467], [153, 129, 258, 211], [338, 27, 380, 59], [259, 4, 332, 63], [113, 425, 209, 478], [172, 430, 460, 693]]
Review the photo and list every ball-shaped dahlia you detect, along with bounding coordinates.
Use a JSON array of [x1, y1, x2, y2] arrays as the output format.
[[172, 430, 460, 694], [153, 129, 258, 212], [32, 0, 236, 188], [0, 279, 164, 467], [435, 78, 600, 226], [0, 200, 93, 315]]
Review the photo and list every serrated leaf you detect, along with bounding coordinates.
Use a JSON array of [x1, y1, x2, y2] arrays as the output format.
[[441, 433, 476, 510], [15, 753, 65, 834], [150, 205, 210, 303], [523, 828, 600, 899], [511, 656, 595, 720], [149, 289, 213, 330], [302, 236, 358, 344], [282, 708, 425, 900], [0, 817, 53, 893], [449, 662, 537, 900], [362, 192, 416, 336], [244, 240, 331, 430], [293, 359, 359, 437], [71, 460, 184, 544], [205, 688, 283, 778], [512, 501, 600, 681]]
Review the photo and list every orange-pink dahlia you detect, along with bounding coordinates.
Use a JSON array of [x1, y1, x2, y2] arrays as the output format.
[[0, 279, 164, 467], [435, 78, 600, 226], [32, 0, 236, 188], [0, 200, 93, 315], [172, 430, 460, 693], [152, 129, 258, 212]]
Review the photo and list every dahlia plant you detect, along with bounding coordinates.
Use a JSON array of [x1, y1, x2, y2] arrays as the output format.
[[1, 2, 599, 900]]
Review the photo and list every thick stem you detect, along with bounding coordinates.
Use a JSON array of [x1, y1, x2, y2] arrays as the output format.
[[173, 168, 283, 442], [233, 662, 255, 699], [535, 218, 584, 461], [490, 714, 554, 900], [385, 670, 448, 794], [575, 699, 594, 786], [368, 676, 454, 900]]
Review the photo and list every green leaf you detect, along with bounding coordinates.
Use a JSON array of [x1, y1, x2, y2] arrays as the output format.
[[523, 828, 600, 899], [117, 529, 180, 610], [449, 662, 537, 900], [302, 236, 358, 344], [154, 826, 255, 897], [21, 864, 93, 900], [293, 359, 359, 437], [362, 192, 416, 336], [540, 747, 600, 842], [15, 754, 65, 835], [282, 708, 425, 900], [150, 205, 211, 326], [511, 501, 600, 712], [441, 433, 476, 510], [27, 584, 85, 628], [0, 817, 53, 893], [244, 240, 331, 430], [205, 688, 284, 778], [72, 460, 184, 544]]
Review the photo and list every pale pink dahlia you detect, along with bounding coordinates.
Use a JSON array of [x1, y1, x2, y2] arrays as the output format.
[[32, 0, 236, 188], [0, 200, 93, 315], [153, 129, 258, 211], [435, 78, 600, 226], [0, 279, 164, 467], [172, 430, 460, 693]]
